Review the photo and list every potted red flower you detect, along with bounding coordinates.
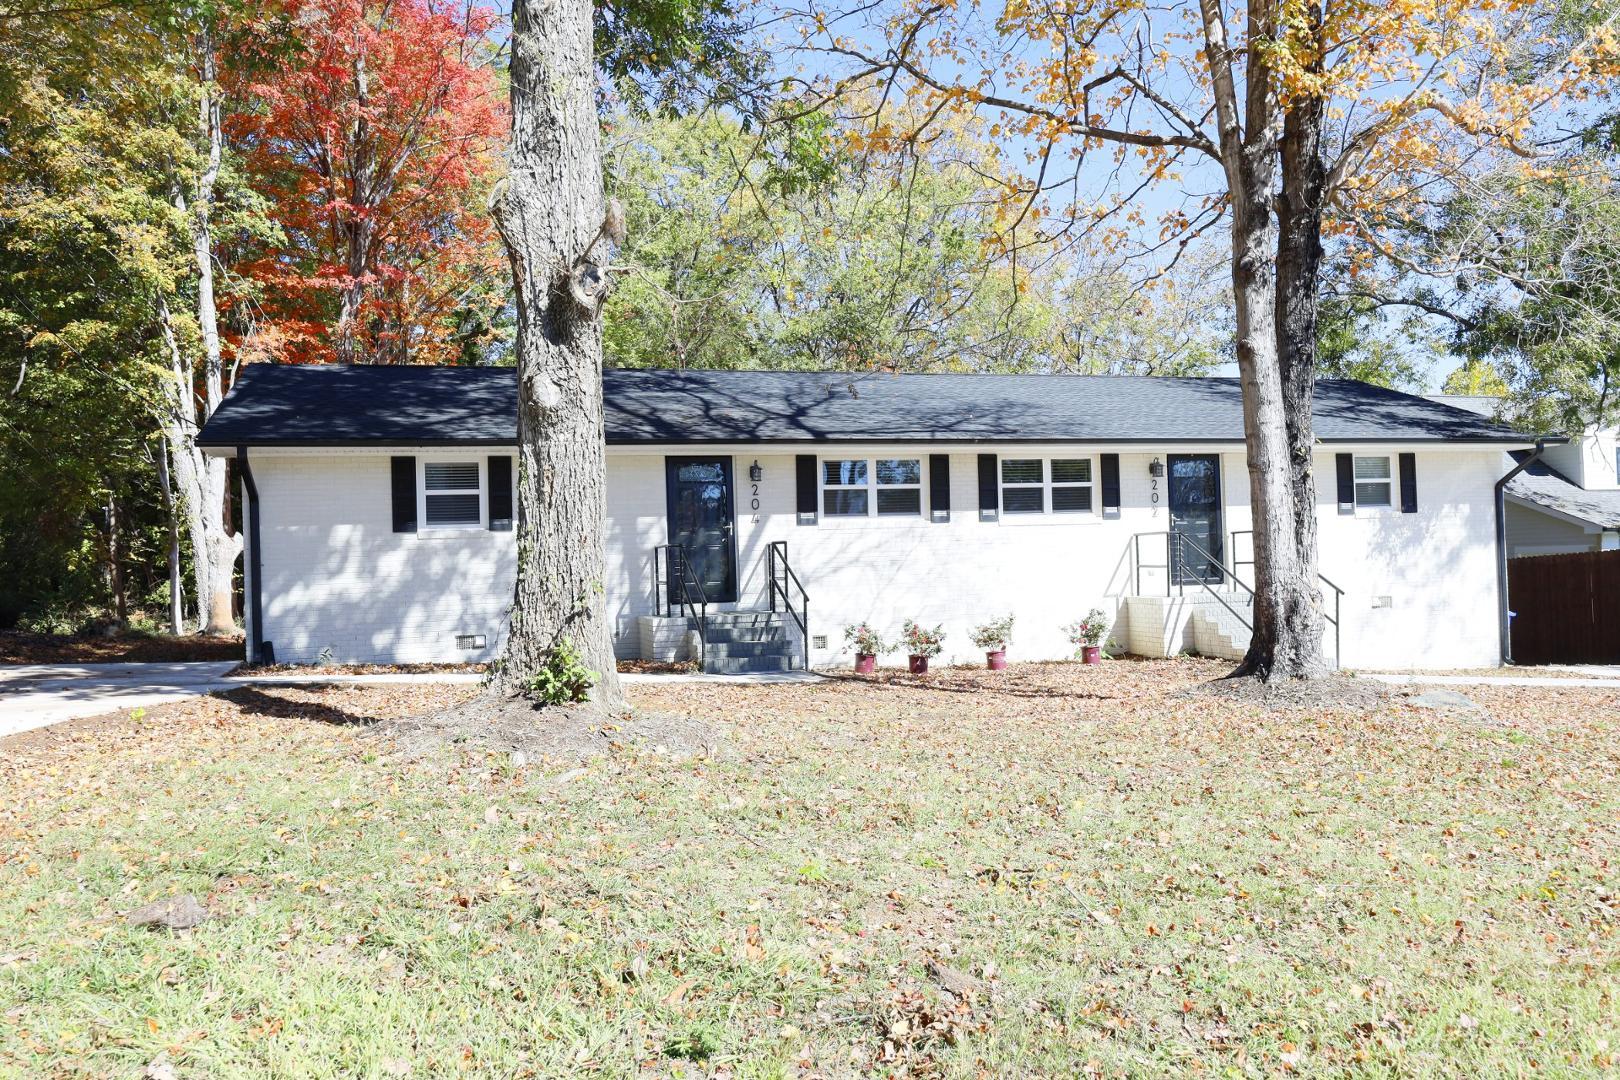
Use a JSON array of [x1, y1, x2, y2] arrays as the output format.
[[970, 614, 1015, 670], [1063, 608, 1110, 665], [901, 619, 945, 674], [843, 623, 888, 674]]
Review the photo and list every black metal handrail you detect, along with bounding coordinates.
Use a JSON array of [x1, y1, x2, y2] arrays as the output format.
[[766, 540, 810, 670], [1130, 528, 1342, 668], [653, 543, 710, 673], [1171, 531, 1257, 641], [1230, 528, 1342, 667]]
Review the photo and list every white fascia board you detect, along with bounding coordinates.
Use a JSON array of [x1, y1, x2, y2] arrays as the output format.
[[1504, 492, 1605, 533]]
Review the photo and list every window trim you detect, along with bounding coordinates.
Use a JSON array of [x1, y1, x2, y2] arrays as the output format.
[[999, 456, 1097, 517], [817, 456, 926, 519], [417, 457, 487, 532], [1351, 454, 1394, 510]]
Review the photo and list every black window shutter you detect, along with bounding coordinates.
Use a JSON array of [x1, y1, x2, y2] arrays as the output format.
[[1335, 453, 1354, 514], [1398, 452, 1417, 514], [795, 454, 817, 524], [977, 454, 998, 521], [487, 455, 513, 530], [1100, 454, 1121, 518], [928, 454, 950, 522], [390, 456, 417, 533]]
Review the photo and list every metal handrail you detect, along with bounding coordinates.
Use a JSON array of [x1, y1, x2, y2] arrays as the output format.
[[766, 540, 810, 670], [1133, 531, 1171, 596], [653, 543, 710, 673], [1171, 532, 1256, 639], [1226, 528, 1342, 668]]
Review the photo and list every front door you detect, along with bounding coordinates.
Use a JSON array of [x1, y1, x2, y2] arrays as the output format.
[[665, 457, 738, 604], [1168, 454, 1223, 585]]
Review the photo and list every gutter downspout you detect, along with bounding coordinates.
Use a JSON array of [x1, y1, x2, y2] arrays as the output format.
[[238, 445, 266, 664], [1495, 439, 1547, 665]]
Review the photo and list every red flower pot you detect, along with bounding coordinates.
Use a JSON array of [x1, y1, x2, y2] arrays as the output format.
[[909, 655, 929, 675], [854, 653, 876, 675], [986, 650, 1007, 670], [1082, 645, 1102, 665]]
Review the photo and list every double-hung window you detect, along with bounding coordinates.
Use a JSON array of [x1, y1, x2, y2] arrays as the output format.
[[1051, 459, 1093, 512], [422, 461, 483, 528], [1352, 455, 1392, 509], [821, 458, 923, 517], [1000, 459, 1045, 513], [1001, 457, 1095, 515]]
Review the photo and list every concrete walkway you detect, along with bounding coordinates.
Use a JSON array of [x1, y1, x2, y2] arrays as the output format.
[[0, 662, 241, 738], [0, 662, 827, 739], [1360, 672, 1620, 690]]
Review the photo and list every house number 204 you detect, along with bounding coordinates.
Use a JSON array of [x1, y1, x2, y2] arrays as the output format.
[[750, 482, 761, 524]]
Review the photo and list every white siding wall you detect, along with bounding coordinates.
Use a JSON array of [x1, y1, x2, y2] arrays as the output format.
[[246, 445, 1506, 670], [250, 452, 517, 664]]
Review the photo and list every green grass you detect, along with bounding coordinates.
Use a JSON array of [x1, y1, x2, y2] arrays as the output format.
[[1, 661, 1617, 1077]]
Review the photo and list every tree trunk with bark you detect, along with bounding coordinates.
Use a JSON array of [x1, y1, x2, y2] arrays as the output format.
[[1199, 0, 1326, 681], [488, 0, 625, 708], [1269, 0, 1331, 676], [154, 435, 185, 635]]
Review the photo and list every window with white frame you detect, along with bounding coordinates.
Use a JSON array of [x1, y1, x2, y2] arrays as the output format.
[[1353, 455, 1392, 508], [822, 459, 869, 516], [1000, 457, 1095, 515], [422, 461, 483, 528], [1051, 458, 1093, 513], [875, 459, 922, 515], [821, 458, 923, 517], [1000, 459, 1045, 513]]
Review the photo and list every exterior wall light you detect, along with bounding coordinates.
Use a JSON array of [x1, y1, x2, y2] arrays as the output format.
[[1149, 457, 1165, 477], [749, 460, 763, 483]]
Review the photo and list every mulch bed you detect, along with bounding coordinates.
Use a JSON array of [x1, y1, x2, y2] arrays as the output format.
[[615, 659, 699, 675], [0, 630, 244, 664], [370, 692, 719, 762]]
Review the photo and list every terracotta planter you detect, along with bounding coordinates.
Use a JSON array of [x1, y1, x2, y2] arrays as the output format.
[[854, 653, 876, 675], [909, 654, 929, 675], [1081, 645, 1102, 665], [986, 649, 1007, 670]]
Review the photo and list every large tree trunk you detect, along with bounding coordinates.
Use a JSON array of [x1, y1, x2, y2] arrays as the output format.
[[187, 27, 241, 635], [1200, 0, 1326, 681], [489, 0, 624, 708], [1271, 0, 1331, 675]]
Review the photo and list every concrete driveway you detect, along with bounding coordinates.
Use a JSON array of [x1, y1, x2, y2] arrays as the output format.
[[0, 662, 240, 739]]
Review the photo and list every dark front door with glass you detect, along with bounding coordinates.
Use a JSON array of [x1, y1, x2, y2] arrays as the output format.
[[665, 457, 738, 604], [1168, 454, 1223, 585]]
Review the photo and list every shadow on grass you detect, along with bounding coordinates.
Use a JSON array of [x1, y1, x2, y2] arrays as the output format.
[[214, 686, 381, 728]]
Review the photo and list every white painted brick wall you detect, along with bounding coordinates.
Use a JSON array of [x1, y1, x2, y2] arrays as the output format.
[[250, 452, 516, 664], [252, 445, 1507, 670]]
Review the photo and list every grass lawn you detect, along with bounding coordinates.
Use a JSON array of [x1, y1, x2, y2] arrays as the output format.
[[2, 660, 1616, 1077]]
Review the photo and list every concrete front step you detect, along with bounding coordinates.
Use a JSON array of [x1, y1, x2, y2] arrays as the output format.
[[709, 654, 796, 674]]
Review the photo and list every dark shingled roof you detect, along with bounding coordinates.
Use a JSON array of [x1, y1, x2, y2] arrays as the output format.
[[197, 364, 1540, 448], [1506, 451, 1620, 529]]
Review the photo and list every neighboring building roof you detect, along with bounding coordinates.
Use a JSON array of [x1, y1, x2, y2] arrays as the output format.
[[198, 364, 1542, 448], [1506, 451, 1620, 530], [1425, 394, 1505, 419]]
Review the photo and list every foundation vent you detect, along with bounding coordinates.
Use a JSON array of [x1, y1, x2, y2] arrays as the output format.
[[456, 634, 487, 650], [811, 634, 828, 650]]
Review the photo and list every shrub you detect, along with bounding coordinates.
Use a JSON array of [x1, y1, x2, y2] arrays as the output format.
[[843, 622, 888, 656], [900, 619, 945, 658], [521, 637, 597, 705], [1063, 608, 1111, 652], [969, 614, 1015, 651]]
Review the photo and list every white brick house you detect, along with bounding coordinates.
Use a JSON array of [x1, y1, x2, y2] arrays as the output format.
[[199, 366, 1543, 672]]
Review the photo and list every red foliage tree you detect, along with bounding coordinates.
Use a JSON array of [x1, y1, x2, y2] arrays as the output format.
[[232, 0, 506, 364]]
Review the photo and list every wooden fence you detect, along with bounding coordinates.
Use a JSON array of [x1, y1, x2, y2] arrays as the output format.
[[1508, 549, 1620, 665]]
